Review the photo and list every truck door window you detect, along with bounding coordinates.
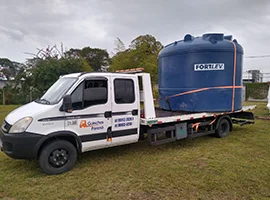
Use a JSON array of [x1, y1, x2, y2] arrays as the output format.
[[84, 79, 108, 107], [71, 82, 84, 110], [114, 79, 135, 104], [71, 78, 108, 110]]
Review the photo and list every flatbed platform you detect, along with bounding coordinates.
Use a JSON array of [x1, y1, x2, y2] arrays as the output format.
[[140, 105, 256, 126]]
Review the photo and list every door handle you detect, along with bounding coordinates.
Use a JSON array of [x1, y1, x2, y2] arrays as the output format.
[[132, 109, 138, 116], [104, 111, 112, 118]]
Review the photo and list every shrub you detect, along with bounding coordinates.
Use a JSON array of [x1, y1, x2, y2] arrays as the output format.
[[245, 83, 269, 100]]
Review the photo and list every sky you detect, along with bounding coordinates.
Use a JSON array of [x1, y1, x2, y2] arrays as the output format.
[[0, 0, 270, 80]]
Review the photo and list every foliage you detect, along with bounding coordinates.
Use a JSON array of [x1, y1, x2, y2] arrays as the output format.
[[129, 35, 163, 54], [23, 57, 92, 99], [65, 47, 110, 71], [152, 85, 159, 100], [113, 37, 126, 53], [1, 35, 164, 105], [0, 44, 93, 104], [0, 58, 25, 80], [1, 84, 28, 105], [110, 34, 163, 84], [245, 83, 269, 99], [0, 103, 269, 199], [25, 44, 65, 61]]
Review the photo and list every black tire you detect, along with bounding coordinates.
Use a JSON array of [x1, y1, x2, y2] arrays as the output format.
[[139, 126, 147, 140], [39, 140, 77, 175], [139, 133, 146, 140], [215, 118, 230, 138]]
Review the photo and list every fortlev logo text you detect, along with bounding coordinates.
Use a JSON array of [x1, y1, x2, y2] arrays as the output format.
[[194, 63, 225, 71]]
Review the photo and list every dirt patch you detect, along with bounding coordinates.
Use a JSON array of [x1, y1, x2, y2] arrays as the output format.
[[255, 116, 270, 120]]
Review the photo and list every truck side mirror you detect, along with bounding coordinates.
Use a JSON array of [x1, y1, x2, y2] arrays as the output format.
[[62, 95, 72, 113]]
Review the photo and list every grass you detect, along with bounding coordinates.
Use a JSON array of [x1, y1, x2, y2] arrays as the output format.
[[243, 101, 269, 117], [0, 102, 270, 200]]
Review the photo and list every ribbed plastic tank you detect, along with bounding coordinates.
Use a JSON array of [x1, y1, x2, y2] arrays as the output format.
[[158, 33, 243, 112]]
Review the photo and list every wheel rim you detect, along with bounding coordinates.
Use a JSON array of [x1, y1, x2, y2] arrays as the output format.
[[220, 122, 228, 135], [49, 149, 69, 168]]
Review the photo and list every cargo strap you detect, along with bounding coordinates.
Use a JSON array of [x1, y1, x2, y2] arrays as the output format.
[[166, 85, 242, 99], [192, 118, 218, 132], [209, 117, 217, 125], [158, 85, 242, 101], [229, 40, 237, 112], [192, 122, 201, 132]]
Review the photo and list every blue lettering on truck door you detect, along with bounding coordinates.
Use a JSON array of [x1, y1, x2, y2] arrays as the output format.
[[115, 117, 134, 128]]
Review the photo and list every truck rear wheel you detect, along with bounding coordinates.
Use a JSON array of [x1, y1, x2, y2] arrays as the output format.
[[215, 118, 230, 138], [39, 140, 77, 175]]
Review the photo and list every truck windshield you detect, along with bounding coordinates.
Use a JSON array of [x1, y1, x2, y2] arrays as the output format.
[[35, 77, 77, 105]]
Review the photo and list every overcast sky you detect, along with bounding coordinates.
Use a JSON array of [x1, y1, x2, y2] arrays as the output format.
[[1, 0, 270, 78]]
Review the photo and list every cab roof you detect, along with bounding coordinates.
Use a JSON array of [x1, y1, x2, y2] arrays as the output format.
[[61, 72, 138, 79]]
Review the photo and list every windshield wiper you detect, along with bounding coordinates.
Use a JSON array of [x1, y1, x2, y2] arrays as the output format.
[[35, 98, 51, 105]]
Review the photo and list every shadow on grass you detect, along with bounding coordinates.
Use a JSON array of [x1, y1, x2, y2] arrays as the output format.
[[76, 134, 221, 165], [1, 134, 214, 175]]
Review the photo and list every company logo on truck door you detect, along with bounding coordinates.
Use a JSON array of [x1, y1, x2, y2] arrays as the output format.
[[80, 120, 104, 130], [194, 63, 225, 71]]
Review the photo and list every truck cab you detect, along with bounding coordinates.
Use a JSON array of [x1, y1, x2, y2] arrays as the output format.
[[0, 72, 142, 174], [60, 72, 141, 151]]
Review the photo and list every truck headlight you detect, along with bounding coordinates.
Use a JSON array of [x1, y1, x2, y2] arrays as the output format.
[[9, 117, 33, 133]]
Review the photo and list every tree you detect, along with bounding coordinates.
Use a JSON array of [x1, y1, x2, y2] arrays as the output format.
[[130, 34, 163, 54], [16, 44, 93, 102], [114, 37, 126, 53], [110, 35, 163, 84], [65, 47, 110, 71], [0, 58, 24, 80], [27, 57, 92, 98]]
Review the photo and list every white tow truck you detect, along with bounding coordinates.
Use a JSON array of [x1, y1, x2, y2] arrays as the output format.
[[0, 69, 255, 174]]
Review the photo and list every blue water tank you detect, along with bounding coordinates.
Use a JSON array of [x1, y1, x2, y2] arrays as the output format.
[[158, 33, 243, 112]]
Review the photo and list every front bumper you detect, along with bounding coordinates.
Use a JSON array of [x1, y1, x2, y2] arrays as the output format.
[[0, 129, 43, 159]]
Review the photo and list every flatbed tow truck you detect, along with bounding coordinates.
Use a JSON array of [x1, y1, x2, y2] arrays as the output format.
[[0, 68, 255, 174]]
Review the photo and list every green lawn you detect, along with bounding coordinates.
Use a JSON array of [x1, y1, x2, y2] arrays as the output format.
[[243, 101, 269, 118], [0, 102, 269, 200]]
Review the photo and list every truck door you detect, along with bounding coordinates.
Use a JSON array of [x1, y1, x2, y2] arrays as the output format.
[[110, 76, 140, 146], [64, 76, 112, 152]]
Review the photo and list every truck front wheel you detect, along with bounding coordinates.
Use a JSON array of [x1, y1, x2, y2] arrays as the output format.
[[39, 140, 77, 175]]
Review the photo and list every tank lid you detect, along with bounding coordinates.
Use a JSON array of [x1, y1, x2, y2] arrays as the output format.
[[203, 33, 224, 44], [203, 33, 224, 40], [224, 35, 233, 40], [184, 34, 194, 42]]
